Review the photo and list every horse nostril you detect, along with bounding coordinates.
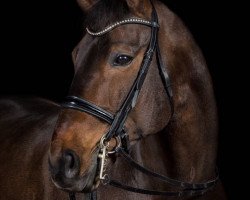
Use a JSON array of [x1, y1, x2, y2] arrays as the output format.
[[62, 150, 80, 178], [64, 153, 75, 169]]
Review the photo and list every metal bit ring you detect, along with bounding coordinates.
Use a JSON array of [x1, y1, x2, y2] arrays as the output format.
[[108, 136, 122, 154]]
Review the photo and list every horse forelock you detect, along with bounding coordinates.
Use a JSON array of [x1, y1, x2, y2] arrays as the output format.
[[84, 0, 130, 32]]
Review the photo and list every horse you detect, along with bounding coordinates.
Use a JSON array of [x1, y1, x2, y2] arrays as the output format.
[[0, 0, 227, 199]]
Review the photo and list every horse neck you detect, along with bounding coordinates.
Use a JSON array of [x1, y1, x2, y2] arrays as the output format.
[[154, 0, 218, 182]]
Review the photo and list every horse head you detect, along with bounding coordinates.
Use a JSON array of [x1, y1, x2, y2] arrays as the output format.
[[49, 0, 172, 193]]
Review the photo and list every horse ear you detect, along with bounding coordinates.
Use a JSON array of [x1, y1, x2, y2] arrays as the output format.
[[76, 0, 99, 12], [126, 0, 151, 17]]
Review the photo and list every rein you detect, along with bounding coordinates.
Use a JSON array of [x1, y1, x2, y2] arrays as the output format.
[[62, 1, 218, 199]]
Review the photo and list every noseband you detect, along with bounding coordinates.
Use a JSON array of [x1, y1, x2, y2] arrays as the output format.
[[62, 2, 218, 199]]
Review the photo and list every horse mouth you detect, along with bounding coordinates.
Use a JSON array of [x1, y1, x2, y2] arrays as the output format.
[[80, 158, 101, 193]]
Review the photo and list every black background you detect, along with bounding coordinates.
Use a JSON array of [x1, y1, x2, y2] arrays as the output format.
[[0, 0, 245, 199]]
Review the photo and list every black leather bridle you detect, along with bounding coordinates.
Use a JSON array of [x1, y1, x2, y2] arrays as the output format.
[[62, 1, 218, 199]]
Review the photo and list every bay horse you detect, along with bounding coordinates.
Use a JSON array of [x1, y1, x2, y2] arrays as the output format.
[[0, 0, 227, 199]]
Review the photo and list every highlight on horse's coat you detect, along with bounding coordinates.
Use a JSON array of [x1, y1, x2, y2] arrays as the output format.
[[0, 0, 227, 199]]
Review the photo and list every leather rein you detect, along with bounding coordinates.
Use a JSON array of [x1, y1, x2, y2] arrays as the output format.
[[62, 2, 219, 199]]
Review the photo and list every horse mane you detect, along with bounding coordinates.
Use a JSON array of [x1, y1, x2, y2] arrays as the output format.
[[84, 0, 130, 31]]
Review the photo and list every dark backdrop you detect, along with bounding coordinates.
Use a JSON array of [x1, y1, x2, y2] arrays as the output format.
[[0, 0, 245, 199]]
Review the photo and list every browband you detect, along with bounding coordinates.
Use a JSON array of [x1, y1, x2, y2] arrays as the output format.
[[86, 18, 159, 36]]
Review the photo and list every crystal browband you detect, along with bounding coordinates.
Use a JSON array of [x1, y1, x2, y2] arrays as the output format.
[[86, 18, 159, 36]]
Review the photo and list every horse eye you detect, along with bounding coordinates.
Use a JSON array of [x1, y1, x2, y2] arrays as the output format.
[[113, 54, 133, 66]]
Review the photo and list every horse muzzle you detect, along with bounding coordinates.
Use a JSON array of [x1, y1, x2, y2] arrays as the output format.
[[49, 149, 99, 193]]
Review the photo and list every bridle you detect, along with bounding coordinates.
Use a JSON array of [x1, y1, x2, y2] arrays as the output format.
[[61, 1, 218, 199]]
